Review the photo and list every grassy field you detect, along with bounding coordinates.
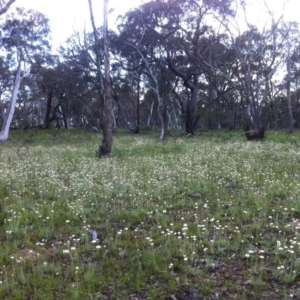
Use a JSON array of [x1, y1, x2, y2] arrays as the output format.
[[1, 129, 300, 299]]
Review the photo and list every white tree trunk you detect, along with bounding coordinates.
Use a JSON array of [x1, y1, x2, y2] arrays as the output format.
[[286, 40, 293, 134], [0, 62, 23, 141], [147, 102, 154, 127], [0, 94, 3, 124]]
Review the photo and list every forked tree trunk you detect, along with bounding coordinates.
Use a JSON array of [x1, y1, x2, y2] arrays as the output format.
[[167, 60, 199, 135], [0, 62, 23, 141]]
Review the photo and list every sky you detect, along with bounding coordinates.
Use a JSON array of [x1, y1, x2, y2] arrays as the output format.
[[16, 0, 142, 51], [9, 0, 300, 52]]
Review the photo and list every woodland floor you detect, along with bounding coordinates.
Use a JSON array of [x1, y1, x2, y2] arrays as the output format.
[[0, 129, 300, 299]]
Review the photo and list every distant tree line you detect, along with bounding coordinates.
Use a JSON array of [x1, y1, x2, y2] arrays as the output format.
[[0, 0, 300, 144]]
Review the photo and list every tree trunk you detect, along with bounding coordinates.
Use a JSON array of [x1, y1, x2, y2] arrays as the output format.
[[185, 75, 198, 135], [244, 126, 266, 140], [243, 110, 266, 140], [287, 81, 293, 133], [58, 104, 68, 129], [63, 116, 68, 129], [44, 88, 53, 129], [287, 41, 293, 134], [157, 101, 165, 142], [0, 94, 3, 125], [0, 62, 23, 141], [99, 99, 113, 155], [113, 93, 132, 131], [134, 71, 141, 133], [88, 0, 113, 156], [147, 102, 154, 127], [98, 0, 113, 156]]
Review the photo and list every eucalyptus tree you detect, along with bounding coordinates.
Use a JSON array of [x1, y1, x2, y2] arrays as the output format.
[[110, 34, 145, 133], [0, 7, 51, 141], [118, 0, 233, 135], [87, 0, 114, 156], [165, 0, 233, 134], [38, 62, 93, 129], [277, 21, 300, 133], [60, 22, 121, 132], [0, 57, 12, 125], [178, 29, 237, 130], [118, 1, 174, 141], [231, 21, 287, 140], [286, 24, 300, 128]]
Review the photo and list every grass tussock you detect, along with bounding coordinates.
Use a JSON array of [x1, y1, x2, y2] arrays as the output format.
[[1, 129, 300, 299]]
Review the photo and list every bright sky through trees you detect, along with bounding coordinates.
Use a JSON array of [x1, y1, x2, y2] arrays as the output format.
[[13, 0, 300, 52], [17, 0, 141, 51]]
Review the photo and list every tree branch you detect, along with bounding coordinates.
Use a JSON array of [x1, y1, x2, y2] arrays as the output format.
[[0, 0, 15, 16]]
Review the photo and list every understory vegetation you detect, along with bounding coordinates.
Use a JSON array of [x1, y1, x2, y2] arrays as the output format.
[[1, 129, 300, 299]]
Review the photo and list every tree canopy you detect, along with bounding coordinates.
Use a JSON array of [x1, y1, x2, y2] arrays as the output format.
[[0, 0, 300, 142]]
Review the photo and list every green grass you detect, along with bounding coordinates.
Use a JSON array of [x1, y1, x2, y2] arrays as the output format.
[[1, 128, 300, 299]]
